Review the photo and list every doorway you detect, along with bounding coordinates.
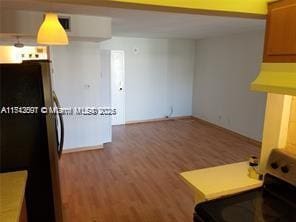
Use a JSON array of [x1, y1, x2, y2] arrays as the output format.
[[111, 50, 125, 125]]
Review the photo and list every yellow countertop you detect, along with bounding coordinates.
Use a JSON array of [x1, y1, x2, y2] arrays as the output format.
[[180, 161, 263, 203], [0, 171, 27, 222]]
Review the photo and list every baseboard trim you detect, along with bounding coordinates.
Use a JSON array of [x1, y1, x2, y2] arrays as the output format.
[[62, 145, 104, 154], [192, 117, 262, 147], [125, 116, 192, 125]]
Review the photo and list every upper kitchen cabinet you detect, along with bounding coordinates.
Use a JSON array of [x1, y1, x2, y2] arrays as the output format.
[[263, 0, 296, 62]]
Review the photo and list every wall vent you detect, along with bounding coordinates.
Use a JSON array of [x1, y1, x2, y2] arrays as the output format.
[[58, 16, 71, 31]]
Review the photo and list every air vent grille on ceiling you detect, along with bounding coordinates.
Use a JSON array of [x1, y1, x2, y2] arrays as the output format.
[[58, 16, 71, 31]]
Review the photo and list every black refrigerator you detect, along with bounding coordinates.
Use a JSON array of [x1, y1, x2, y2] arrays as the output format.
[[0, 60, 64, 222]]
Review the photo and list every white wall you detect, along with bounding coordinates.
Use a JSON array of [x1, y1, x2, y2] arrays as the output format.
[[193, 31, 266, 141], [49, 32, 264, 148], [50, 42, 111, 149], [100, 37, 195, 122]]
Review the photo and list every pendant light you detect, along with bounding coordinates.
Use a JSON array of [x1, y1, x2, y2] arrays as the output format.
[[37, 13, 69, 45]]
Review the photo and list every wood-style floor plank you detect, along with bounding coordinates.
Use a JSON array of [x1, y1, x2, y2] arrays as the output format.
[[60, 118, 260, 222]]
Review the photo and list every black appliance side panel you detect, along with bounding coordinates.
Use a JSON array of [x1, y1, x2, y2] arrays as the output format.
[[0, 64, 55, 221]]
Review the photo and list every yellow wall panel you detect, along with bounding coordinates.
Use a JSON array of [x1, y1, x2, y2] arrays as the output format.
[[290, 98, 296, 122], [41, 0, 271, 17], [112, 0, 270, 14], [286, 97, 296, 154]]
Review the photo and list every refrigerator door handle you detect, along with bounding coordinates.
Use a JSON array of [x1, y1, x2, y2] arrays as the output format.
[[53, 91, 64, 158]]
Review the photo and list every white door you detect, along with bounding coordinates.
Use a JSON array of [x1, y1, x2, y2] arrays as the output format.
[[111, 50, 125, 125], [99, 50, 112, 142]]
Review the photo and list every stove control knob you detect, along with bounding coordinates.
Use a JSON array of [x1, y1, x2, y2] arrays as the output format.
[[271, 162, 279, 169], [281, 166, 289, 174]]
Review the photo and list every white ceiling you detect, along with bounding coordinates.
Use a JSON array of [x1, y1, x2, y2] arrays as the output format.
[[1, 0, 266, 39]]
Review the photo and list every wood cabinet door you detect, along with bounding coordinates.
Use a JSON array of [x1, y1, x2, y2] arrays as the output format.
[[263, 0, 296, 62]]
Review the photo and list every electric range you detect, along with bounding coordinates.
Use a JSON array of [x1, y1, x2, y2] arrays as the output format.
[[194, 149, 296, 222]]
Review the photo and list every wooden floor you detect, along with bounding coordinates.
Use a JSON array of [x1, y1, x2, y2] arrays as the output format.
[[60, 118, 260, 222]]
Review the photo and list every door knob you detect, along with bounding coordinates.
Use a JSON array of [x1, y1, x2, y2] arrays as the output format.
[[270, 162, 279, 169], [281, 166, 289, 173]]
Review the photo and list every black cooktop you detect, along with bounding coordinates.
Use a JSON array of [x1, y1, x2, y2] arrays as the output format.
[[194, 175, 296, 222]]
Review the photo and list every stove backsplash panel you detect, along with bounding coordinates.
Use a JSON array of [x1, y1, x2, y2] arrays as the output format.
[[287, 97, 296, 154]]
